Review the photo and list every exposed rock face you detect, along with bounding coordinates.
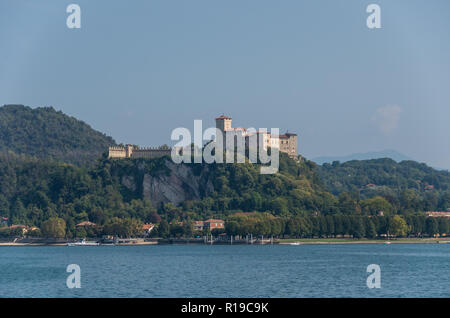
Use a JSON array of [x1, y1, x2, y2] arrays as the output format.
[[121, 175, 136, 192], [121, 159, 214, 205]]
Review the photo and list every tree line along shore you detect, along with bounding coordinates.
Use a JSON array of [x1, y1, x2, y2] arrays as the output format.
[[1, 213, 449, 244]]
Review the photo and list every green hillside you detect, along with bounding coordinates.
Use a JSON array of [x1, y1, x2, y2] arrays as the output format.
[[317, 158, 450, 212], [0, 152, 328, 226], [0, 104, 116, 166], [1, 153, 448, 239]]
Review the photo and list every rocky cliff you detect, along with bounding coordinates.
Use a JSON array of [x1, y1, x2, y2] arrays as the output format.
[[118, 158, 215, 205]]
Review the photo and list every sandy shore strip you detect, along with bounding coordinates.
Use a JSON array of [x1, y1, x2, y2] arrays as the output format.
[[0, 238, 449, 246], [0, 241, 159, 246], [277, 238, 450, 245]]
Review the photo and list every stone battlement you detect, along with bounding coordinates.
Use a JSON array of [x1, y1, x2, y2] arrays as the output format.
[[108, 144, 172, 159]]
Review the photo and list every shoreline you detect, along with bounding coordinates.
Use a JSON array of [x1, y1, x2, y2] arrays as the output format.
[[278, 240, 450, 245], [0, 238, 449, 246]]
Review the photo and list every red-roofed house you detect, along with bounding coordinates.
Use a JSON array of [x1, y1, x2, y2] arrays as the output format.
[[9, 225, 28, 235], [142, 223, 155, 234], [204, 219, 225, 230]]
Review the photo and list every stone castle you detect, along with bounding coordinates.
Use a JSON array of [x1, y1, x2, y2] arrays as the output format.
[[108, 115, 298, 159], [215, 115, 298, 159]]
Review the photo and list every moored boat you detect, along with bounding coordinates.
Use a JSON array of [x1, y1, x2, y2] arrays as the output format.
[[67, 239, 99, 246]]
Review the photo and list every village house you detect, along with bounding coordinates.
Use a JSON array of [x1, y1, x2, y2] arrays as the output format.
[[76, 221, 97, 227], [192, 219, 225, 231], [193, 221, 204, 232], [9, 225, 29, 235], [204, 219, 225, 231], [426, 211, 450, 218], [142, 223, 155, 235]]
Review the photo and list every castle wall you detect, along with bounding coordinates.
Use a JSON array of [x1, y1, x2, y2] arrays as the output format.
[[131, 149, 171, 158], [108, 147, 127, 158], [108, 146, 171, 159]]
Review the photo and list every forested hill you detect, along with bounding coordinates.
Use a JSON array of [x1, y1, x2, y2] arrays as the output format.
[[0, 151, 331, 229], [317, 158, 450, 211], [0, 104, 116, 166]]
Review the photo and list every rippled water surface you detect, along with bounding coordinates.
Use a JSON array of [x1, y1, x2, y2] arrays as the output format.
[[0, 244, 449, 297]]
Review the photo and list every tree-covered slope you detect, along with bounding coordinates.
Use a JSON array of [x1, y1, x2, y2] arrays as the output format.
[[317, 158, 450, 211], [0, 152, 332, 227], [106, 152, 336, 218], [0, 151, 449, 239], [0, 104, 116, 166]]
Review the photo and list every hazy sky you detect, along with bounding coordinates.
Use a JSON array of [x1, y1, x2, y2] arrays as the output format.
[[1, 0, 449, 169]]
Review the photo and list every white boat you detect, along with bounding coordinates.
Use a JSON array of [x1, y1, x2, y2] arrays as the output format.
[[289, 242, 302, 245], [67, 239, 100, 246]]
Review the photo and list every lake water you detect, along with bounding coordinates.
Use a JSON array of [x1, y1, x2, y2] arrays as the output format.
[[0, 244, 449, 297]]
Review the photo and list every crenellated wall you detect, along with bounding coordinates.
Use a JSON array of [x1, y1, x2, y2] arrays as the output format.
[[108, 145, 171, 159]]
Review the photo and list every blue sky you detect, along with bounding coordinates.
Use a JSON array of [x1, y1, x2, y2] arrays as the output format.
[[1, 0, 449, 169]]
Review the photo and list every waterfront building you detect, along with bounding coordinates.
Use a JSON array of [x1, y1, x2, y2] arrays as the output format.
[[204, 219, 225, 230], [193, 221, 204, 232]]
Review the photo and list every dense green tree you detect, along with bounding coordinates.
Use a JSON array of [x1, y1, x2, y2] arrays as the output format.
[[103, 218, 143, 238], [364, 218, 377, 239], [182, 220, 193, 237], [437, 218, 449, 235], [388, 215, 409, 237], [426, 217, 439, 237], [333, 214, 344, 236], [271, 197, 289, 216], [41, 217, 66, 238], [350, 217, 365, 238], [157, 220, 170, 238], [361, 196, 394, 215], [338, 192, 361, 215], [225, 221, 240, 237]]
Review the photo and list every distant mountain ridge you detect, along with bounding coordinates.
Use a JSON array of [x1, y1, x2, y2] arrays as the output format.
[[0, 104, 116, 166], [312, 150, 413, 165]]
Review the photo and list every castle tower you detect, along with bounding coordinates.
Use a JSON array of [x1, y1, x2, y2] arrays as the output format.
[[125, 144, 133, 158], [279, 133, 298, 158], [215, 115, 232, 133]]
